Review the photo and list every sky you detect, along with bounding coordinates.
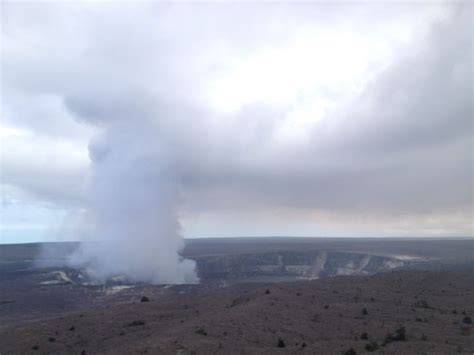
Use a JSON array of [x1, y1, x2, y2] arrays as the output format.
[[1, 1, 473, 244]]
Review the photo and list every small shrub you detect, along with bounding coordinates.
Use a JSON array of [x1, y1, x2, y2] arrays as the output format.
[[277, 338, 286, 348], [360, 332, 368, 340], [414, 300, 431, 309], [31, 345, 39, 350], [140, 296, 150, 302], [344, 348, 356, 355], [462, 316, 472, 324], [69, 326, 75, 331], [324, 305, 329, 309], [48, 337, 55, 343], [365, 342, 378, 352], [421, 333, 428, 341], [394, 326, 406, 341], [195, 328, 207, 336], [128, 320, 146, 327], [362, 307, 368, 315], [265, 289, 271, 294], [382, 326, 406, 346]]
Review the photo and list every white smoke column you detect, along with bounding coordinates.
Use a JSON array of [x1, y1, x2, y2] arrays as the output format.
[[70, 117, 198, 284]]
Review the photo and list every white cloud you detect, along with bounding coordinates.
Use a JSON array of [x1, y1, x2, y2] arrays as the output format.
[[0, 1, 472, 244]]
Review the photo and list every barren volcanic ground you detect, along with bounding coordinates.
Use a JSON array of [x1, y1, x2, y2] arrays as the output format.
[[0, 271, 473, 354], [0, 238, 473, 354]]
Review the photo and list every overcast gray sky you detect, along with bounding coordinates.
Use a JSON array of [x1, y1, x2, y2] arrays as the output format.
[[1, 1, 472, 243]]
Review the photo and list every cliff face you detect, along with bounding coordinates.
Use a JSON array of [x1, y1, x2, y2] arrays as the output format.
[[193, 251, 406, 282]]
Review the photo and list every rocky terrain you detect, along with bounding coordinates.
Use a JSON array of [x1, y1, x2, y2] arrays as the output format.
[[0, 238, 472, 354], [0, 271, 473, 354]]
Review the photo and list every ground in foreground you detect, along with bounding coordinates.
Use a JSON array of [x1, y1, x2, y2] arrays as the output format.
[[0, 271, 473, 354]]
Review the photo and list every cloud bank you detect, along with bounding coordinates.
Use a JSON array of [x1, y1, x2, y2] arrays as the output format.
[[1, 2, 472, 270]]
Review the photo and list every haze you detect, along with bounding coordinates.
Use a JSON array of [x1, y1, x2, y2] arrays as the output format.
[[1, 1, 472, 245]]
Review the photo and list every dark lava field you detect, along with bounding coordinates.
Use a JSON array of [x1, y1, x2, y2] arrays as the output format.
[[0, 238, 473, 354]]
